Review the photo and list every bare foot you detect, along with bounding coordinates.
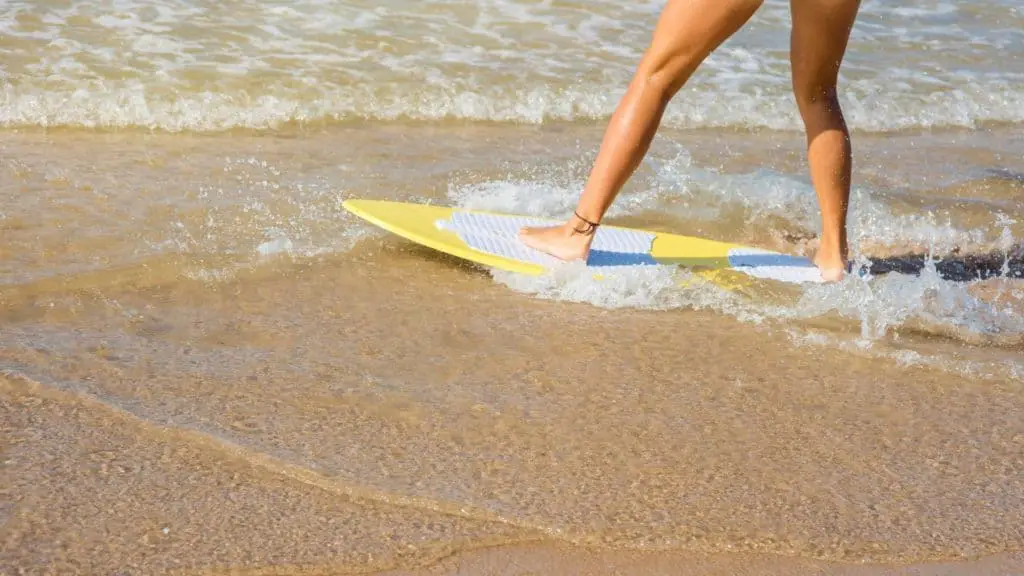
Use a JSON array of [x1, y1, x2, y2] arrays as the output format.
[[518, 220, 595, 262], [814, 239, 849, 282]]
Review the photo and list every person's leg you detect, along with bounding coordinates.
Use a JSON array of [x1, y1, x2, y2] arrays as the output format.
[[519, 0, 764, 261], [789, 0, 860, 282]]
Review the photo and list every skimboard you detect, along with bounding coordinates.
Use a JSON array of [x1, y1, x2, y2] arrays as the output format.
[[342, 199, 826, 291]]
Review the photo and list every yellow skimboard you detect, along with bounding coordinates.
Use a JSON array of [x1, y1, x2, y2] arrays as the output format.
[[342, 199, 826, 292]]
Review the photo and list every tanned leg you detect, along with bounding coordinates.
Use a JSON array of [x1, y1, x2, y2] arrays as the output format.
[[518, 0, 765, 262], [790, 0, 860, 281]]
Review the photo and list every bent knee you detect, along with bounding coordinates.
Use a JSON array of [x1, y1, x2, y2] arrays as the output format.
[[637, 43, 710, 102], [640, 57, 693, 99]]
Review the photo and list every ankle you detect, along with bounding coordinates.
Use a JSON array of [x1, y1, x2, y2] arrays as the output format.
[[570, 210, 600, 236]]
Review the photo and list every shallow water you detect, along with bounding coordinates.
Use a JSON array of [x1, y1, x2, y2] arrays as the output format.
[[2, 1, 1024, 574]]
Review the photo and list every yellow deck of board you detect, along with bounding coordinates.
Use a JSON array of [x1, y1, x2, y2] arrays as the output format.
[[342, 198, 785, 294]]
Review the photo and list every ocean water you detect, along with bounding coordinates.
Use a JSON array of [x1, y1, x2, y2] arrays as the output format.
[[2, 1, 1024, 574], [2, 0, 1023, 131]]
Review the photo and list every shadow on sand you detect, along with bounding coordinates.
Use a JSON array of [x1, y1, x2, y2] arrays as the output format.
[[863, 243, 1024, 282]]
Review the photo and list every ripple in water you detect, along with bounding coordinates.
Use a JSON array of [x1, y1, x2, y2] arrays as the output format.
[[1, 0, 1022, 131]]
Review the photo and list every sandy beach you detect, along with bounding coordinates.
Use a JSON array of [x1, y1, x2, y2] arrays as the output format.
[[3, 0, 1024, 574]]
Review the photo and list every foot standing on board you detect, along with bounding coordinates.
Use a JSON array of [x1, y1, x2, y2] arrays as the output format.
[[518, 0, 860, 282]]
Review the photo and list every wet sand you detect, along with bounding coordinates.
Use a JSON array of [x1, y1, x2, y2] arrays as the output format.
[[376, 545, 1024, 576], [4, 246, 1024, 574], [1, 373, 532, 575], [5, 329, 1024, 575], [5, 361, 1021, 576], [2, 124, 1023, 574]]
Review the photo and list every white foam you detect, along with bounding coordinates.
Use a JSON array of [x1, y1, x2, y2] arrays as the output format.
[[795, 261, 1024, 343], [1, 0, 1022, 132], [452, 157, 1024, 382], [256, 235, 294, 257], [2, 81, 1021, 133], [492, 260, 687, 311], [494, 252, 1024, 382]]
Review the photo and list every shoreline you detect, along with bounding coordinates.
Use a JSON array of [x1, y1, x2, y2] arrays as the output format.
[[2, 117, 1022, 139]]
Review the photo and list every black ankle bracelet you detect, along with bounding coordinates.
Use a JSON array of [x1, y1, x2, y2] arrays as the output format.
[[572, 211, 600, 235]]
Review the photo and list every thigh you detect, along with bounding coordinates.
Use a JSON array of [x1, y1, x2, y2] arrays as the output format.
[[789, 0, 860, 100], [640, 0, 764, 95]]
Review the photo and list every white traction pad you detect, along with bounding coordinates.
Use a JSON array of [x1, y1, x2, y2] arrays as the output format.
[[436, 211, 659, 269], [727, 248, 825, 284], [436, 211, 825, 283]]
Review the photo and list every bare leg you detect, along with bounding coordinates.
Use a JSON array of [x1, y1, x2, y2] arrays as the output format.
[[790, 0, 860, 282], [518, 0, 764, 262]]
